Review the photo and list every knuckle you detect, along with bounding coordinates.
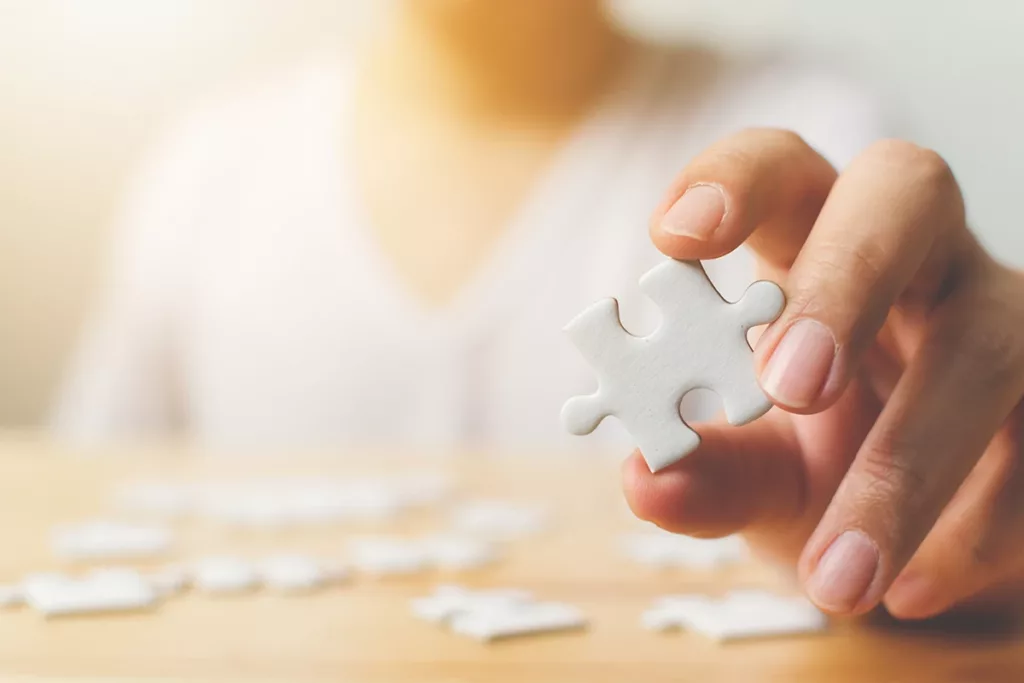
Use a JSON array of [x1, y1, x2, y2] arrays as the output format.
[[970, 536, 1003, 569], [939, 316, 1024, 381], [856, 439, 930, 503], [739, 127, 810, 151], [971, 328, 1023, 377], [714, 128, 813, 173], [759, 127, 812, 153], [866, 139, 946, 174], [784, 242, 890, 331], [819, 238, 887, 285], [865, 139, 961, 200]]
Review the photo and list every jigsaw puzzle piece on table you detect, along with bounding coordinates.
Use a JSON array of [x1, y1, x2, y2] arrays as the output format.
[[562, 259, 784, 472], [23, 569, 159, 618], [622, 531, 748, 570], [451, 601, 588, 642], [51, 520, 173, 562], [411, 585, 534, 624], [642, 590, 827, 642]]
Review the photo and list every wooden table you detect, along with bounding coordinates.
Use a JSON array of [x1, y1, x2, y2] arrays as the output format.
[[0, 436, 1020, 682]]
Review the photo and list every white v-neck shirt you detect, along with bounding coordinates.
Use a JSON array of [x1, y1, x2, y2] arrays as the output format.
[[54, 51, 884, 453]]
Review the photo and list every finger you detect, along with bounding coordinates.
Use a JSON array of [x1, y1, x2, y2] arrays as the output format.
[[622, 415, 804, 539], [623, 377, 878, 543], [884, 410, 1024, 620], [755, 140, 968, 412], [799, 270, 1024, 617], [650, 128, 837, 266]]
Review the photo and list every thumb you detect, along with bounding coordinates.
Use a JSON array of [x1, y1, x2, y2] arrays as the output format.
[[622, 414, 805, 539]]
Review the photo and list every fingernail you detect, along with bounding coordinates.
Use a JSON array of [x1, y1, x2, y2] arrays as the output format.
[[660, 184, 726, 239], [761, 319, 836, 409], [806, 530, 879, 613]]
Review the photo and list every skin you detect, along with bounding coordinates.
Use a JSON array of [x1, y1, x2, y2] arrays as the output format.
[[368, 1, 1024, 620], [353, 0, 631, 305], [625, 130, 1024, 619]]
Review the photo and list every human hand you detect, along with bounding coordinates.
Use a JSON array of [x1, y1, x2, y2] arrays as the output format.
[[622, 129, 1024, 619]]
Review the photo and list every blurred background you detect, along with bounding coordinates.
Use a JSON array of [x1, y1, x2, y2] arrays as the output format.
[[1, 0, 1022, 429]]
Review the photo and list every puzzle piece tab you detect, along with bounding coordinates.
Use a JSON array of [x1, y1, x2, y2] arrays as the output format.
[[562, 259, 784, 472]]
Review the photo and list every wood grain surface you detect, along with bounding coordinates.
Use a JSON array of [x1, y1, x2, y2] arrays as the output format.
[[0, 435, 1019, 682]]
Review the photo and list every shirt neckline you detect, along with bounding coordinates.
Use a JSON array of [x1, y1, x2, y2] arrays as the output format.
[[317, 51, 671, 343]]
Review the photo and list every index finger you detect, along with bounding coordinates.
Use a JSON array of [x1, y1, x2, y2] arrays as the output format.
[[651, 128, 837, 268]]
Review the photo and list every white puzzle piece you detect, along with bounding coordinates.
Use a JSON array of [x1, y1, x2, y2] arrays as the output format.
[[115, 482, 194, 519], [450, 602, 588, 642], [23, 570, 158, 618], [411, 585, 533, 624], [0, 585, 24, 609], [285, 481, 407, 524], [148, 566, 191, 598], [258, 555, 329, 593], [199, 490, 293, 529], [412, 585, 586, 642], [51, 521, 173, 561], [191, 557, 260, 594], [419, 536, 498, 571], [622, 531, 748, 570], [642, 590, 827, 641], [347, 537, 429, 577], [196, 480, 409, 528], [450, 501, 548, 539], [562, 259, 784, 472]]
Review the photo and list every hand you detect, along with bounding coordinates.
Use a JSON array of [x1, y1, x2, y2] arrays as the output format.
[[622, 129, 1024, 619]]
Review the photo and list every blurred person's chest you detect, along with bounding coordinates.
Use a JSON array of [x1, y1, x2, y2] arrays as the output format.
[[176, 116, 672, 450], [158, 53, 816, 450]]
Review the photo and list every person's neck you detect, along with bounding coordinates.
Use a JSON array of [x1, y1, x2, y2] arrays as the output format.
[[360, 5, 633, 127]]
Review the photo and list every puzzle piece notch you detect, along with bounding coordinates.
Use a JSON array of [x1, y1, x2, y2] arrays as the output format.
[[563, 259, 784, 472]]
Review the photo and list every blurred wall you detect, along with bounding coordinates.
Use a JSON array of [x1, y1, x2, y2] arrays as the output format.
[[622, 0, 1024, 259], [0, 1, 362, 426], [1, 0, 1022, 427]]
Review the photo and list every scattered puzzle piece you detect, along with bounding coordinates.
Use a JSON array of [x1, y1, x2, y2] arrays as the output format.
[[622, 531, 748, 570], [413, 585, 587, 642], [451, 601, 588, 642], [411, 585, 533, 623], [419, 536, 498, 571], [115, 482, 194, 519], [23, 569, 158, 618], [51, 521, 172, 561], [259, 555, 333, 593], [348, 537, 429, 577], [451, 501, 548, 539], [562, 259, 784, 472], [642, 590, 827, 641], [191, 557, 260, 594]]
